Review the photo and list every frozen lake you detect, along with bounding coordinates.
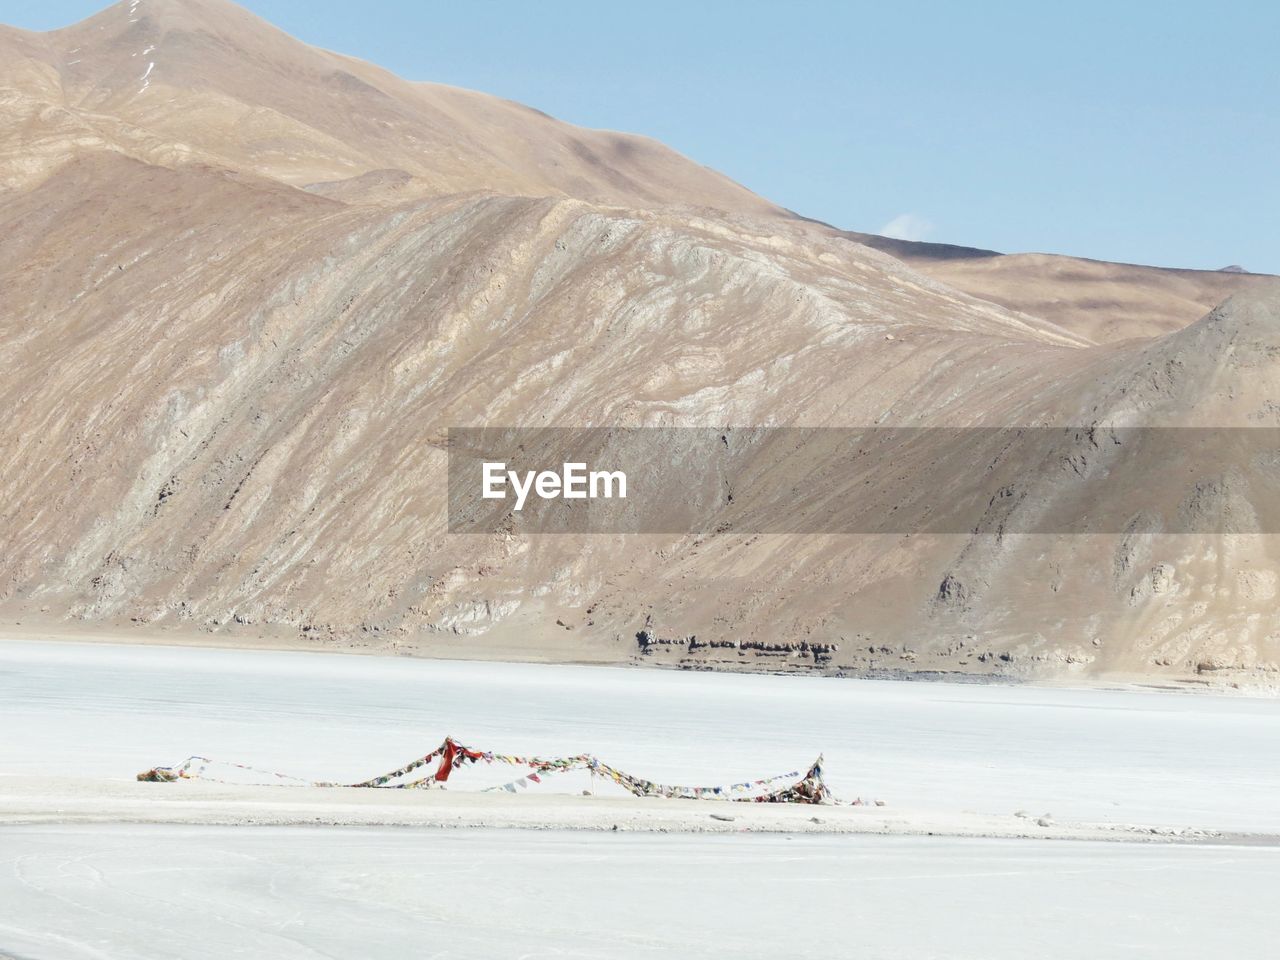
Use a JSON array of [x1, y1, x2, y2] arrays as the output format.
[[0, 825, 1274, 960], [1, 639, 1278, 959], [1, 639, 1278, 831]]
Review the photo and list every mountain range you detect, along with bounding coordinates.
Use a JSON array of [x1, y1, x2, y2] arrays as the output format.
[[3, 0, 1278, 688]]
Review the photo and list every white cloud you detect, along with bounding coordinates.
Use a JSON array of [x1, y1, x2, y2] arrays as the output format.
[[878, 213, 934, 242]]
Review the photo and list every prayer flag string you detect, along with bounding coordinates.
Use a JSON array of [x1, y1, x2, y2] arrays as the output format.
[[138, 737, 838, 804]]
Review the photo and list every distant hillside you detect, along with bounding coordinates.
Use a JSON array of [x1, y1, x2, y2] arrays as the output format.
[[838, 230, 1274, 343]]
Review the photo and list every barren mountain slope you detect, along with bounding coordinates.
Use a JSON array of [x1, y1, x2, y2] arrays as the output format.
[[3, 0, 1280, 689], [0, 153, 1088, 630], [925, 294, 1280, 678]]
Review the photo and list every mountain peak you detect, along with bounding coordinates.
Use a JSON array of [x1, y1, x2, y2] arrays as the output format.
[[63, 0, 270, 35], [5, 0, 783, 215], [52, 0, 307, 65]]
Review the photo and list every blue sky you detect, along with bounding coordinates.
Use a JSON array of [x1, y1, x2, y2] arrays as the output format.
[[8, 0, 1278, 272]]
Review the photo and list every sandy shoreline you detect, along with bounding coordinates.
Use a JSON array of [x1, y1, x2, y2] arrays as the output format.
[[0, 619, 1261, 697], [0, 619, 621, 666], [0, 776, 1251, 845]]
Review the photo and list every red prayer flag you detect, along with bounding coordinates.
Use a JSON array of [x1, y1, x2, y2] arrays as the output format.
[[434, 740, 459, 781]]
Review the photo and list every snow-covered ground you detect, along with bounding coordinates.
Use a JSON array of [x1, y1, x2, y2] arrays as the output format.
[[1, 639, 1278, 958], [1, 826, 1276, 960], [2, 640, 1278, 831]]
